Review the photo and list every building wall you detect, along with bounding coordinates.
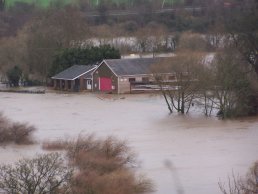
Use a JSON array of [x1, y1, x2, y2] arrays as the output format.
[[53, 76, 87, 92], [79, 77, 85, 91], [92, 62, 176, 94], [118, 75, 155, 94], [93, 63, 118, 93], [117, 76, 138, 93], [118, 77, 130, 94]]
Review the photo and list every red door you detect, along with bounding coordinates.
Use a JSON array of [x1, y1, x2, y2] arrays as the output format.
[[100, 77, 112, 91]]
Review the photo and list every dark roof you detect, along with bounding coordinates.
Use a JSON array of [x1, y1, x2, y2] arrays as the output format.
[[104, 58, 165, 76], [52, 65, 97, 80], [83, 68, 95, 79]]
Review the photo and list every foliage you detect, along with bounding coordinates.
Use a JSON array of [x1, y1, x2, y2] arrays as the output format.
[[0, 153, 73, 194], [0, 0, 257, 120], [223, 0, 258, 76], [0, 0, 5, 11], [154, 48, 258, 118], [5, 0, 184, 9], [6, 65, 22, 87], [211, 49, 258, 118], [0, 113, 36, 144], [23, 77, 43, 86], [43, 135, 154, 194], [49, 45, 121, 76]]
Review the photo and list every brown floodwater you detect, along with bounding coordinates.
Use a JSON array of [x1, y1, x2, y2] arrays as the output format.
[[0, 92, 258, 194]]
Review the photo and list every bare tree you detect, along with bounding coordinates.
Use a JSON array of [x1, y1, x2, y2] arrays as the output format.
[[194, 61, 216, 116], [210, 49, 257, 118], [224, 0, 258, 76], [219, 161, 258, 194], [135, 24, 169, 56], [153, 53, 204, 114], [25, 7, 89, 82], [0, 30, 28, 76], [0, 153, 73, 194], [178, 32, 208, 52]]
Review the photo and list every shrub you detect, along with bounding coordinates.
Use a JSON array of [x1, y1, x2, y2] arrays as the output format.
[[0, 153, 73, 194], [42, 139, 68, 150], [0, 113, 36, 145], [67, 135, 135, 172], [43, 135, 154, 194], [72, 170, 153, 194]]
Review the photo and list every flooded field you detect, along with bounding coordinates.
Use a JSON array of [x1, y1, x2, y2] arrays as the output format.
[[0, 92, 258, 194]]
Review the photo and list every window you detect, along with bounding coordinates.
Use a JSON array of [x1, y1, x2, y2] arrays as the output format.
[[142, 77, 149, 83], [168, 75, 176, 80], [129, 78, 136, 82]]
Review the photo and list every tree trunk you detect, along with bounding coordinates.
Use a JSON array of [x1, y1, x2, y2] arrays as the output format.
[[181, 91, 185, 114], [163, 91, 173, 113]]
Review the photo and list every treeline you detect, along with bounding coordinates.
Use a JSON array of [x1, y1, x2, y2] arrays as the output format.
[[0, 0, 257, 119], [1, 0, 256, 38], [0, 0, 256, 69], [2, 0, 187, 10], [1, 0, 254, 38]]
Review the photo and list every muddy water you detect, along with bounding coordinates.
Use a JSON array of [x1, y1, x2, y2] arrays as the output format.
[[0, 92, 258, 194]]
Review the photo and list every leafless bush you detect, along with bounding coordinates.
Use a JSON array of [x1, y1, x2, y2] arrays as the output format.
[[219, 161, 258, 194], [42, 139, 68, 150], [72, 170, 152, 194], [0, 153, 73, 194], [0, 113, 36, 145], [43, 135, 154, 194], [178, 32, 208, 52], [67, 135, 135, 172]]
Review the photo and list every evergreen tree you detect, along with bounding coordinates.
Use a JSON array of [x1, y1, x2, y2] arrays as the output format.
[[6, 66, 22, 87], [49, 45, 120, 76], [0, 0, 5, 11]]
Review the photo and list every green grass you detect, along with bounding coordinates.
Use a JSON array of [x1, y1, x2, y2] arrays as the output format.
[[5, 0, 183, 8], [6, 0, 71, 8]]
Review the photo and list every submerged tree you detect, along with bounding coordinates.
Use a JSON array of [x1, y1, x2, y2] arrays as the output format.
[[154, 49, 258, 118], [153, 53, 204, 114], [211, 49, 258, 118]]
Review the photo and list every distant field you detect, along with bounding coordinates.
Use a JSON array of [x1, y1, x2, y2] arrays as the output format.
[[6, 0, 72, 7], [6, 0, 182, 8]]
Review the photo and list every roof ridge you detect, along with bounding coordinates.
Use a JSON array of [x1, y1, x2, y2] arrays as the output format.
[[52, 65, 97, 80]]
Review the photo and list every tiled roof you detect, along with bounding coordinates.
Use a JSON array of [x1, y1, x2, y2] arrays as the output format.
[[52, 65, 97, 80], [104, 58, 165, 76]]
